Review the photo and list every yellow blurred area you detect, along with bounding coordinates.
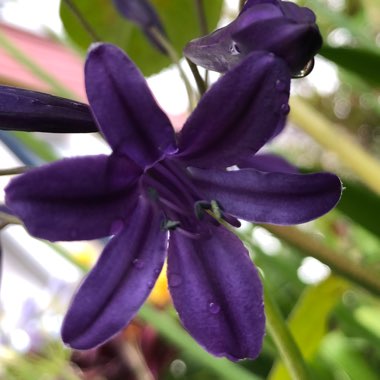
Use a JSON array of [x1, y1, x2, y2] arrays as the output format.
[[148, 262, 171, 307], [68, 243, 171, 307]]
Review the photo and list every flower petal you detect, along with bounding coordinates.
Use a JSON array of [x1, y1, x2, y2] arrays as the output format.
[[232, 15, 322, 75], [0, 86, 97, 133], [236, 153, 298, 173], [168, 225, 265, 360], [190, 167, 342, 224], [5, 154, 140, 241], [112, 0, 167, 53], [85, 43, 177, 168], [177, 52, 290, 168], [62, 198, 168, 349]]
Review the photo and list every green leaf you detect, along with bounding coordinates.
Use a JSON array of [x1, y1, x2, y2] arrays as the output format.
[[319, 332, 379, 380], [337, 180, 380, 237], [60, 0, 223, 76], [320, 46, 380, 87], [269, 276, 348, 380]]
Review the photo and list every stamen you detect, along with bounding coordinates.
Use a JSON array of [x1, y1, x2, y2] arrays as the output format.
[[161, 219, 181, 231]]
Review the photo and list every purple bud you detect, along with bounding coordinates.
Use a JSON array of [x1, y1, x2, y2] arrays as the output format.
[[112, 0, 167, 53], [184, 0, 322, 76]]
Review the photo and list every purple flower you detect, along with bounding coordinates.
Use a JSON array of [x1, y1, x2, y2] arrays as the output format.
[[0, 86, 97, 133], [184, 0, 322, 76], [112, 0, 167, 53], [5, 43, 341, 360]]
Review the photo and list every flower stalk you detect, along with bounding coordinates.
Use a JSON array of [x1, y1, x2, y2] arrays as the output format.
[[63, 0, 101, 42], [148, 27, 196, 109], [290, 97, 380, 195], [194, 0, 208, 35], [263, 278, 311, 380], [263, 224, 380, 297]]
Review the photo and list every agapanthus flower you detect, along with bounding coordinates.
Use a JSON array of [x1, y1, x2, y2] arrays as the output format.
[[112, 0, 167, 53], [5, 43, 341, 360], [184, 0, 322, 76]]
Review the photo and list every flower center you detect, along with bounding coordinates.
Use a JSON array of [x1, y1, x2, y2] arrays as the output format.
[[141, 159, 240, 237]]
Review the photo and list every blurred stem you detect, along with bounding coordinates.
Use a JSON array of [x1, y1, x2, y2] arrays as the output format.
[[290, 97, 380, 195], [0, 167, 29, 176], [63, 0, 101, 42], [263, 279, 311, 380], [194, 0, 208, 35], [186, 58, 207, 95], [149, 27, 196, 109], [0, 211, 22, 228], [0, 31, 77, 99], [263, 225, 380, 298]]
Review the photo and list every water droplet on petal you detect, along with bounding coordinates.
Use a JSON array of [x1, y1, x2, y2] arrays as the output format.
[[275, 79, 287, 92], [168, 273, 183, 287], [148, 281, 154, 289], [280, 103, 290, 115], [209, 302, 221, 314], [292, 59, 315, 79], [132, 258, 144, 269], [110, 219, 124, 235], [31, 99, 43, 105], [229, 41, 241, 56]]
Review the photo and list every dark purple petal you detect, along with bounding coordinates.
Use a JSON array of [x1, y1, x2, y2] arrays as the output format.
[[85, 44, 177, 168], [177, 52, 290, 168], [232, 12, 322, 75], [62, 198, 168, 349], [183, 26, 241, 73], [0, 86, 97, 133], [190, 167, 342, 224], [236, 153, 298, 173], [168, 225, 264, 360], [184, 0, 321, 75], [5, 154, 141, 241], [112, 0, 167, 53]]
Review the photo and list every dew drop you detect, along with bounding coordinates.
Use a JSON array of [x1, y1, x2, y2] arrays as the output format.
[[280, 103, 290, 115], [148, 281, 154, 289], [209, 302, 221, 314], [31, 99, 43, 105], [168, 273, 183, 287], [154, 268, 161, 276], [132, 258, 144, 269], [275, 79, 287, 92], [110, 219, 124, 235], [292, 59, 315, 79], [229, 41, 241, 56]]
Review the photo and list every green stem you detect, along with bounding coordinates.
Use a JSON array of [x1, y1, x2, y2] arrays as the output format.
[[290, 97, 380, 195], [263, 224, 380, 298], [263, 279, 311, 380], [45, 242, 89, 273], [63, 0, 101, 42], [0, 166, 29, 176], [0, 211, 22, 228], [194, 0, 208, 35], [139, 304, 263, 380], [186, 58, 207, 95], [149, 27, 196, 109], [0, 31, 77, 99]]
